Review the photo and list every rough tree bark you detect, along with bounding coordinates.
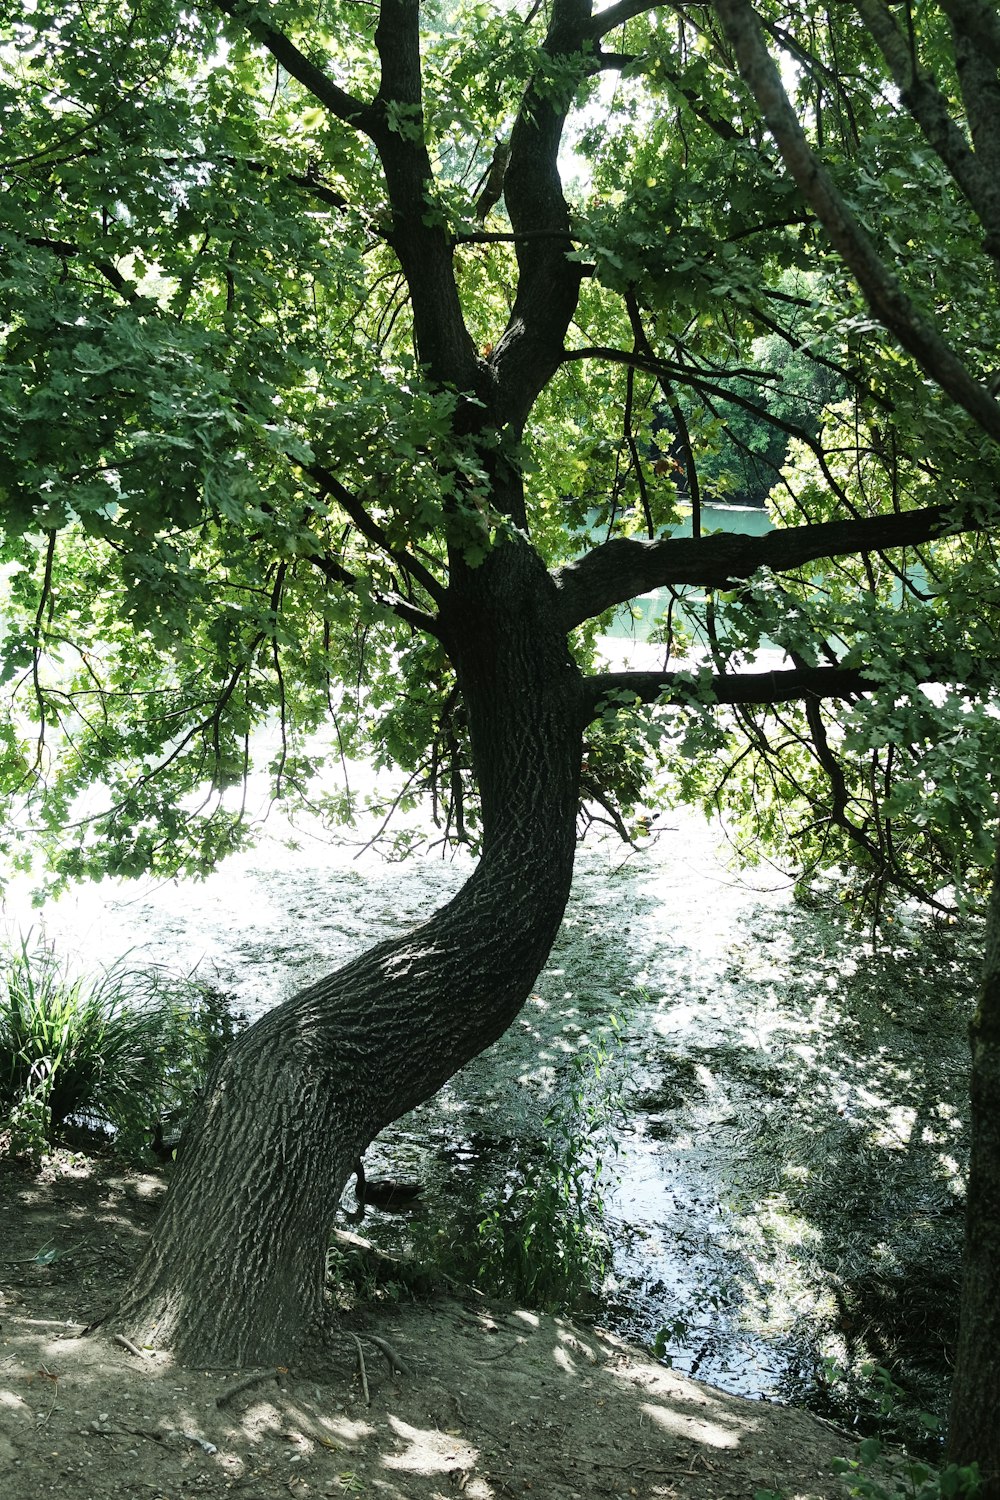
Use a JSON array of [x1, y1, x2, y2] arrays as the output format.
[[112, 0, 601, 1369], [114, 540, 586, 1365], [947, 835, 1000, 1499]]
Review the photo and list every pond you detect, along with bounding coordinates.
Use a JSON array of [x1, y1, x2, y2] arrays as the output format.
[[2, 795, 976, 1444]]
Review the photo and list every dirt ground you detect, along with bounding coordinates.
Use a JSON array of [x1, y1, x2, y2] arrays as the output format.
[[1, 1152, 862, 1500]]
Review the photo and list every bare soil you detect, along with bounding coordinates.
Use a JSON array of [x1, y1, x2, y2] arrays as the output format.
[[1, 1151, 860, 1500]]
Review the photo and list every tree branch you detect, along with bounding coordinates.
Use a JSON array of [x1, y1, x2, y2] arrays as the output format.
[[710, 0, 1000, 445], [950, 10, 1000, 261], [623, 291, 703, 535], [453, 228, 583, 245], [584, 663, 878, 718], [305, 462, 446, 607], [554, 502, 966, 631], [25, 236, 143, 303], [488, 0, 591, 431], [211, 0, 375, 132], [588, 0, 666, 39], [367, 0, 479, 386], [308, 553, 441, 637], [596, 44, 747, 141], [560, 343, 831, 454], [939, 0, 1000, 67], [853, 0, 1000, 262]]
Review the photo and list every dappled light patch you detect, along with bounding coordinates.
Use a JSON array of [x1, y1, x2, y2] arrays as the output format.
[[128, 1176, 165, 1201], [555, 1323, 601, 1365], [381, 1412, 478, 1474], [640, 1399, 744, 1448]]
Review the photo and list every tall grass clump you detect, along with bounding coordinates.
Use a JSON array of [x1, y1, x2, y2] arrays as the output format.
[[0, 934, 239, 1162]]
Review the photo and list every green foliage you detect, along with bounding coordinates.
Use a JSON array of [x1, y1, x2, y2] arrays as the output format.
[[425, 1026, 625, 1312], [750, 1366, 981, 1500], [646, 391, 1000, 914], [1, 0, 999, 912], [834, 1438, 980, 1500], [827, 1367, 981, 1500], [0, 935, 240, 1161]]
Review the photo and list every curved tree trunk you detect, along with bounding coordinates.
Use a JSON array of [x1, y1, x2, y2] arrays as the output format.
[[115, 540, 586, 1365], [947, 835, 1000, 1497]]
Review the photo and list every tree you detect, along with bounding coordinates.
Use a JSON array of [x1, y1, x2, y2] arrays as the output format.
[[2, 0, 999, 1481]]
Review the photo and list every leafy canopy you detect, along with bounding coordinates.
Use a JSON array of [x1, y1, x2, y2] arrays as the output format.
[[1, 0, 999, 909]]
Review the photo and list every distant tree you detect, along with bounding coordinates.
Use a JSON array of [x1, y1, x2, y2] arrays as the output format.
[[1, 2, 999, 1483], [655, 302, 845, 509]]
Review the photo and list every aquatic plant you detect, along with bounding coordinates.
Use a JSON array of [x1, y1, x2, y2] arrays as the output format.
[[427, 1023, 626, 1312]]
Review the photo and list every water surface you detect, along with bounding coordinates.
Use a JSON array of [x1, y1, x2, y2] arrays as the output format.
[[3, 800, 974, 1433]]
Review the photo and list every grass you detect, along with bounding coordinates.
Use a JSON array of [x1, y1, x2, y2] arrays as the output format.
[[0, 933, 241, 1161]]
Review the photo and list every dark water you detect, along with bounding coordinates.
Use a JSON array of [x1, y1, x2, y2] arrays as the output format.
[[5, 802, 976, 1436]]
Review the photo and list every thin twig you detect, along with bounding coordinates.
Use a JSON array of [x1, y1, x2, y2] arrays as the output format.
[[350, 1334, 370, 1404]]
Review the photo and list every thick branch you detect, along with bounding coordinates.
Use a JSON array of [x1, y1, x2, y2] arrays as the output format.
[[212, 0, 375, 131], [488, 0, 590, 429], [853, 0, 1000, 261], [940, 0, 1000, 67], [204, 6, 480, 375], [710, 0, 1000, 445], [951, 14, 1000, 261], [588, 0, 665, 38], [368, 0, 479, 387], [584, 664, 878, 717], [210, 0, 473, 385], [555, 502, 963, 630]]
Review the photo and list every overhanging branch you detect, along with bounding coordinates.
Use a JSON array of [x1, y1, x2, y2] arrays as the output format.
[[584, 663, 877, 719], [555, 501, 972, 631]]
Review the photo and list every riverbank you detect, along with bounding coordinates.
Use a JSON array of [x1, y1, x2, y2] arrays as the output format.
[[1, 811, 978, 1427], [1, 1149, 859, 1500]]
